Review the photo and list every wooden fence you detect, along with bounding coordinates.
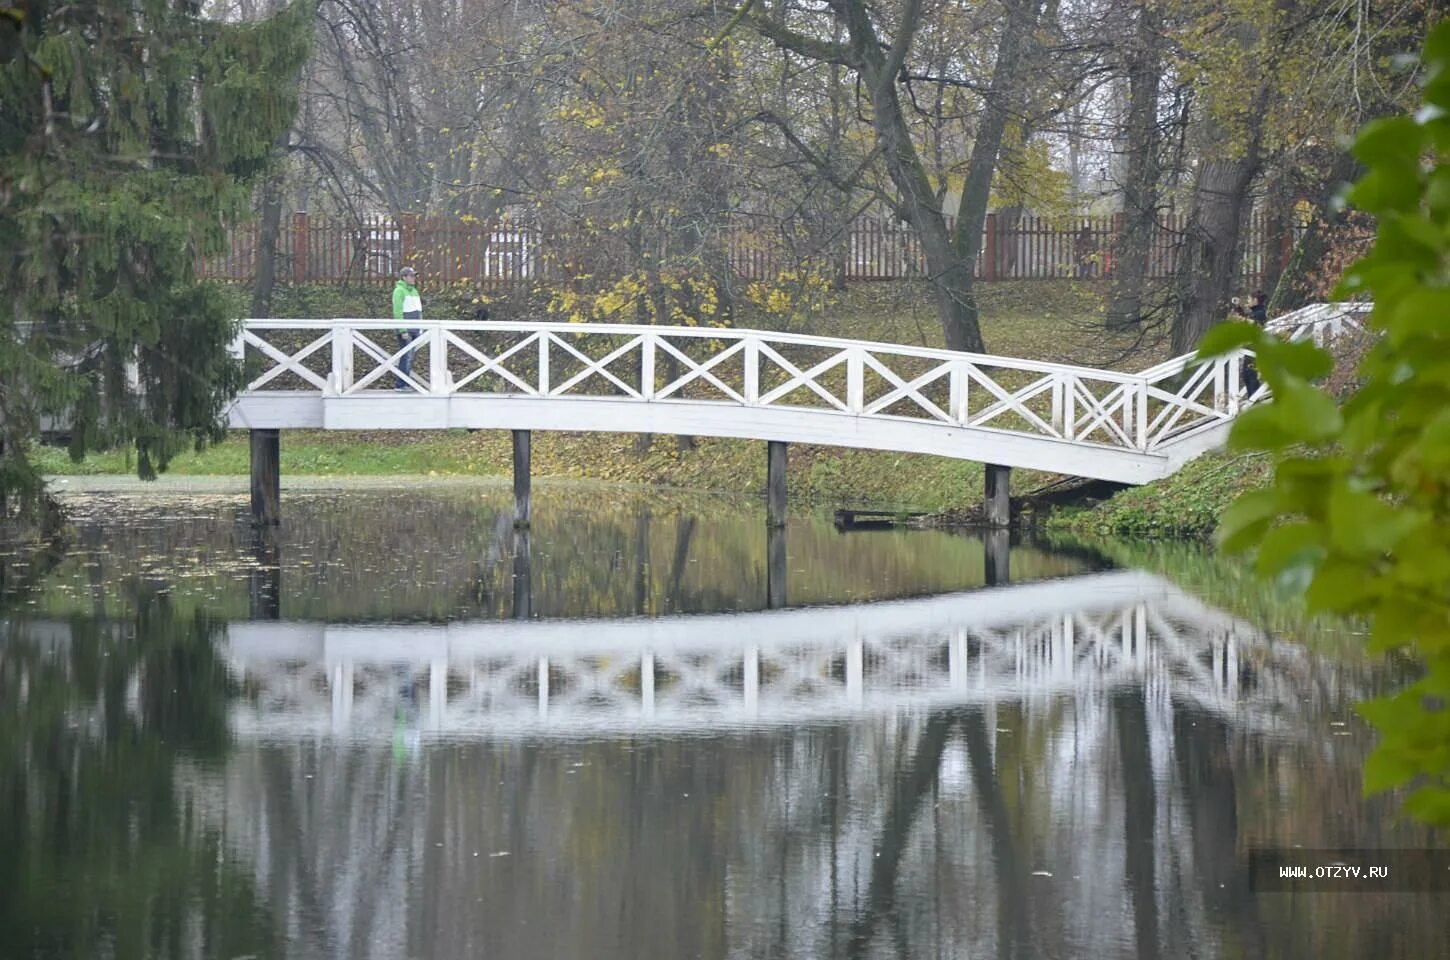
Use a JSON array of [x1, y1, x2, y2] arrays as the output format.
[[204, 211, 1291, 289]]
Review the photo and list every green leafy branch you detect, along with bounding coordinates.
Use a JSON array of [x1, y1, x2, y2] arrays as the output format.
[[1197, 21, 1450, 826]]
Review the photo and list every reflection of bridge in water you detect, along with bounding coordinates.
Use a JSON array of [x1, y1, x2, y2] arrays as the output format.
[[227, 567, 1312, 740], [177, 569, 1394, 960], [3, 559, 1388, 958]]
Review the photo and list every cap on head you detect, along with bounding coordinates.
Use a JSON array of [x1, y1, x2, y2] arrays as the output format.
[[401, 266, 416, 278]]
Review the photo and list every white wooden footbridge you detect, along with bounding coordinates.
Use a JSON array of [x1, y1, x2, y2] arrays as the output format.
[[227, 303, 1367, 523]]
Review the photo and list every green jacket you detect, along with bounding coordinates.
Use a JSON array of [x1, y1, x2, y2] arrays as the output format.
[[393, 279, 422, 331]]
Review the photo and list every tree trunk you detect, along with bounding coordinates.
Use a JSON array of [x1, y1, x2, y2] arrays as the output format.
[[249, 172, 285, 318], [845, 711, 955, 957], [1172, 701, 1266, 955], [1115, 688, 1160, 960], [1269, 151, 1364, 313], [917, 226, 985, 352], [1259, 173, 1294, 300], [1170, 35, 1273, 355], [827, 46, 851, 293], [1170, 154, 1259, 354], [861, 49, 987, 352], [962, 706, 1028, 960], [249, 0, 299, 316], [1107, 3, 1163, 329], [950, 0, 1046, 343]]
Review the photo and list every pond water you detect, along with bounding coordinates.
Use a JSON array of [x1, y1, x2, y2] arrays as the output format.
[[1, 480, 1445, 959]]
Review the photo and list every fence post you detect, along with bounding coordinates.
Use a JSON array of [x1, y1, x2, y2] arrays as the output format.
[[983, 213, 997, 281], [291, 211, 309, 283], [401, 214, 416, 269]]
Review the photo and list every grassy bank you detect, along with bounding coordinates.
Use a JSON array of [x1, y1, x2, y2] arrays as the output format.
[[38, 280, 1172, 511], [34, 429, 1017, 511], [1047, 449, 1272, 539]]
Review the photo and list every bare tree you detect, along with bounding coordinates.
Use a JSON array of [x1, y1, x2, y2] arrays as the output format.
[[1106, 0, 1163, 330], [742, 0, 1049, 353], [1168, 4, 1275, 354]]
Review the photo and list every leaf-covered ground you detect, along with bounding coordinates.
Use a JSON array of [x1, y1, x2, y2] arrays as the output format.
[[1046, 449, 1274, 539]]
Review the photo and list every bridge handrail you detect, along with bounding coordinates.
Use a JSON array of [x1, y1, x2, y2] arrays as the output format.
[[238, 318, 1152, 384], [1133, 301, 1370, 383]]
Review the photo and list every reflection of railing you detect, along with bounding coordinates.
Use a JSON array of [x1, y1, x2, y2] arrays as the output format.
[[221, 571, 1318, 739], [230, 302, 1363, 484]]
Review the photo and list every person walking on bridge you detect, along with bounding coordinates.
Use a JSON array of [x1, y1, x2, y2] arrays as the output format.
[[1231, 289, 1269, 396], [393, 266, 422, 390]]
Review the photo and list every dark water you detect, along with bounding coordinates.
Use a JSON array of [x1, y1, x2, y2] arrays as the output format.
[[1, 482, 1445, 959]]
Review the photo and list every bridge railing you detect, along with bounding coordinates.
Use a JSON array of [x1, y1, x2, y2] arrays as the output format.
[[233, 303, 1366, 456], [1131, 302, 1371, 450]]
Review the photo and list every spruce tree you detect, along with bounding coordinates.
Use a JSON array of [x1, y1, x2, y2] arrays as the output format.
[[0, 0, 312, 529]]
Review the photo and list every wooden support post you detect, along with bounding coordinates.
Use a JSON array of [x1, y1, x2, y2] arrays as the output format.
[[429, 659, 446, 730], [984, 462, 1010, 528], [330, 661, 354, 732], [743, 645, 760, 714], [846, 639, 864, 705], [512, 528, 532, 619], [248, 528, 281, 620], [767, 524, 787, 610], [767, 440, 787, 529], [984, 527, 1010, 587], [249, 429, 280, 526], [948, 630, 968, 691], [641, 651, 655, 718], [512, 429, 531, 527]]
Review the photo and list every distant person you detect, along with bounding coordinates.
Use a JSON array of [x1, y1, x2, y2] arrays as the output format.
[[1231, 290, 1269, 396], [393, 266, 422, 389], [1248, 289, 1268, 326]]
